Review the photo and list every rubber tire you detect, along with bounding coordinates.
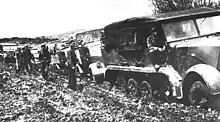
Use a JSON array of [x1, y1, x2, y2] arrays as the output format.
[[117, 77, 129, 93], [102, 81, 113, 91], [187, 80, 210, 106]]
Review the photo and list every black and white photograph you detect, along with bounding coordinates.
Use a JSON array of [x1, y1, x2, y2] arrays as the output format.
[[1, 0, 220, 121]]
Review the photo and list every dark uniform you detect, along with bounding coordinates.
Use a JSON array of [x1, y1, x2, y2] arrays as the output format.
[[79, 47, 92, 78], [58, 51, 67, 69], [15, 48, 24, 73], [0, 44, 3, 62], [146, 27, 167, 68], [0, 44, 3, 52], [23, 46, 34, 73], [67, 43, 78, 90], [39, 45, 51, 80]]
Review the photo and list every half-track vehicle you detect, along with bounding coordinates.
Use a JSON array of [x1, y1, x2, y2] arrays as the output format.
[[102, 7, 220, 107]]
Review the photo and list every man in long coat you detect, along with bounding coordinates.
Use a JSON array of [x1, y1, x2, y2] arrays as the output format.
[[66, 42, 78, 90], [23, 46, 35, 73], [39, 45, 51, 80], [15, 48, 24, 73]]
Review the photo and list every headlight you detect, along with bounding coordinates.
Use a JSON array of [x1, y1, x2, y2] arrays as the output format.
[[96, 61, 102, 68]]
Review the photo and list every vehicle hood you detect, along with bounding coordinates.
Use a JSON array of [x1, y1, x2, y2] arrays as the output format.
[[169, 35, 220, 70], [170, 36, 220, 48]]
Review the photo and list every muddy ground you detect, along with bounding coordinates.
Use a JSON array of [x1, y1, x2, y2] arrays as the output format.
[[0, 63, 220, 122]]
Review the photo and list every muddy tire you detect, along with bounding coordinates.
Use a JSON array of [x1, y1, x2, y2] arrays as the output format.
[[115, 77, 128, 93], [187, 80, 210, 106], [102, 81, 113, 91]]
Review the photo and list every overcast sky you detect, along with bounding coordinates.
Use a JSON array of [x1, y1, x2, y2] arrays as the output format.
[[0, 0, 153, 38]]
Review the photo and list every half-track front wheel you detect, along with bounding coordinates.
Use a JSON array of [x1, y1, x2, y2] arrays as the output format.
[[102, 81, 113, 91], [188, 80, 210, 106]]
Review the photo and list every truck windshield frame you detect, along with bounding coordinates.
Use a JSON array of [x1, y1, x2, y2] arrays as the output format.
[[196, 15, 220, 36], [162, 20, 199, 42], [162, 15, 220, 42]]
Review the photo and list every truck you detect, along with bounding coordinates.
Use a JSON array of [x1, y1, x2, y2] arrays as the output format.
[[0, 43, 18, 63], [102, 7, 220, 107], [75, 29, 105, 82]]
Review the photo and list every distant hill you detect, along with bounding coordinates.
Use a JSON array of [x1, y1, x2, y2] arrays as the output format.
[[45, 29, 86, 40], [0, 29, 87, 44], [75, 28, 103, 46]]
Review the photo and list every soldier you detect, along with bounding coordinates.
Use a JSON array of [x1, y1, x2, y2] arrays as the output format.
[[0, 44, 3, 53], [147, 27, 165, 52], [146, 27, 167, 69], [15, 48, 24, 73], [0, 44, 4, 62], [58, 51, 67, 69], [23, 46, 35, 73], [66, 42, 78, 90], [39, 45, 51, 80], [53, 43, 57, 55]]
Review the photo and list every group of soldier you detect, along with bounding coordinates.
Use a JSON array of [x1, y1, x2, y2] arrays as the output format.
[[15, 45, 35, 74], [15, 45, 51, 80], [14, 43, 78, 91]]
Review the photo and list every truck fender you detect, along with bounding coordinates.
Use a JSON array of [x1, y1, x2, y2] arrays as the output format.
[[103, 67, 117, 82], [183, 64, 220, 95], [89, 61, 105, 76], [158, 65, 182, 98], [103, 66, 110, 79]]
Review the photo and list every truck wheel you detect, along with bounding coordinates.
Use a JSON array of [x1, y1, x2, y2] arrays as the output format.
[[139, 81, 152, 98], [117, 77, 128, 93], [102, 81, 113, 91], [128, 78, 139, 96], [188, 81, 210, 106]]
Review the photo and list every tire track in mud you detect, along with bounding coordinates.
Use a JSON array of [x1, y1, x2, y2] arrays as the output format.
[[1, 68, 220, 121]]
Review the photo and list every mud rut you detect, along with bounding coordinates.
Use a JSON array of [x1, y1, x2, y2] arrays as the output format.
[[1, 63, 220, 121]]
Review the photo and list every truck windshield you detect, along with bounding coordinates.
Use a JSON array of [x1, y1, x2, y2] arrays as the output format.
[[196, 15, 220, 36], [162, 15, 220, 42], [162, 20, 198, 42]]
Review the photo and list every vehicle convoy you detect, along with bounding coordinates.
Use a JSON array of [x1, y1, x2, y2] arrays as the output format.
[[101, 7, 220, 107]]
